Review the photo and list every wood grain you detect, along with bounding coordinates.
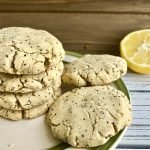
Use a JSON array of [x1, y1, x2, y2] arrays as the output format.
[[118, 73, 150, 148], [0, 0, 150, 13], [0, 0, 91, 3], [121, 125, 150, 146], [123, 72, 150, 91], [0, 13, 149, 54]]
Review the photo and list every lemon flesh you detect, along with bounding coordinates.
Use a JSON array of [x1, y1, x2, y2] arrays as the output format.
[[120, 29, 150, 74]]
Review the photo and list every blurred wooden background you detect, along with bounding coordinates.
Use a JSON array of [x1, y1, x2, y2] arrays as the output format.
[[0, 0, 150, 55]]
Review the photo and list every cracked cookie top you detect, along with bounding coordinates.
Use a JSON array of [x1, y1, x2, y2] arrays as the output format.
[[0, 62, 63, 93], [0, 88, 61, 121], [62, 55, 127, 86], [0, 80, 61, 111], [47, 86, 132, 147], [0, 27, 65, 74]]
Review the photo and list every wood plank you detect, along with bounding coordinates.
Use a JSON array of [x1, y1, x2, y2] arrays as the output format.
[[0, 0, 90, 3], [124, 126, 150, 138], [64, 43, 119, 55], [119, 125, 150, 148], [131, 94, 150, 125], [0, 0, 150, 13], [127, 125, 150, 136], [0, 13, 149, 54], [123, 73, 150, 125], [120, 137, 150, 146], [130, 92, 150, 105], [132, 110, 150, 125], [123, 72, 150, 91]]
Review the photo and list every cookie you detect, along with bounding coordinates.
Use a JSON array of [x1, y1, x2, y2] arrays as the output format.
[[47, 86, 132, 147], [62, 55, 127, 86], [24, 88, 61, 119], [0, 62, 63, 93], [0, 79, 61, 111], [0, 107, 22, 121], [0, 27, 65, 74], [0, 88, 61, 121]]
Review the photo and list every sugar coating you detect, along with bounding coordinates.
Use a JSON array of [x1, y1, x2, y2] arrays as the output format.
[[62, 55, 127, 86], [0, 62, 63, 93], [47, 86, 132, 147], [0, 27, 65, 74], [0, 88, 61, 120]]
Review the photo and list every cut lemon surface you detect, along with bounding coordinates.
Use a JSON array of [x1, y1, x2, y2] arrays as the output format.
[[120, 29, 150, 74]]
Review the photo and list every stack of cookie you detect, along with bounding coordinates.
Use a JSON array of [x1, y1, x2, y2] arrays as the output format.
[[0, 27, 65, 120]]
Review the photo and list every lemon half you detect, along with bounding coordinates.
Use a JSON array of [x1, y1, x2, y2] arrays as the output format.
[[120, 29, 150, 74]]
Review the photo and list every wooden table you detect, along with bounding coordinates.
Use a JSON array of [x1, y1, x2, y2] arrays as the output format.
[[0, 0, 149, 149], [120, 73, 150, 149]]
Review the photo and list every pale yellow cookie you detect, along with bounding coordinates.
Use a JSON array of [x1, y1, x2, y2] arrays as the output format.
[[62, 55, 127, 86], [0, 88, 61, 120], [0, 79, 61, 110], [0, 62, 63, 93], [47, 86, 131, 147], [0, 27, 65, 74]]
